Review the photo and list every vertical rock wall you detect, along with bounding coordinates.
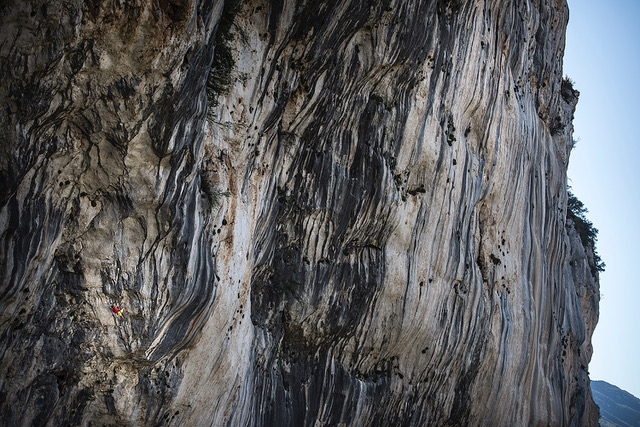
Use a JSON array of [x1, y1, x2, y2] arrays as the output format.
[[0, 0, 600, 425], [0, 1, 222, 425]]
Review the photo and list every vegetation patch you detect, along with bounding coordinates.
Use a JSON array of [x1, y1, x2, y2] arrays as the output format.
[[567, 190, 605, 273], [206, 0, 244, 109], [561, 76, 579, 104], [200, 170, 229, 209]]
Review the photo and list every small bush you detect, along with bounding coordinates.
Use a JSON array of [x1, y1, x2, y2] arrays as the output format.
[[206, 0, 243, 109], [561, 76, 579, 103], [200, 171, 230, 209], [567, 190, 605, 273]]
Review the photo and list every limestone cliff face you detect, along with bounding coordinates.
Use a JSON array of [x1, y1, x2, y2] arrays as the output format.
[[0, 0, 600, 425]]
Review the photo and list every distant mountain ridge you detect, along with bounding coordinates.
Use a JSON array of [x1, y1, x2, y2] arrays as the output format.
[[591, 380, 640, 426]]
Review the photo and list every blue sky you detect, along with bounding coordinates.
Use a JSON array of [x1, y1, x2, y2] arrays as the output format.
[[564, 0, 640, 398]]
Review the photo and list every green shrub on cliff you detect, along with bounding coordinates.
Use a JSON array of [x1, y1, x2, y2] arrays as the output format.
[[207, 0, 243, 108], [567, 190, 605, 273]]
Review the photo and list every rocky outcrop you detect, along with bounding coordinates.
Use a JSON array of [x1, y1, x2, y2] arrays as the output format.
[[0, 0, 600, 425]]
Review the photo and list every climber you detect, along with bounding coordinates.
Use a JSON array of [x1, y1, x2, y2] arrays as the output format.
[[112, 304, 124, 317]]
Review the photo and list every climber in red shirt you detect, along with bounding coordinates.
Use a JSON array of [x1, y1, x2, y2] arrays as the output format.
[[112, 304, 124, 317]]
